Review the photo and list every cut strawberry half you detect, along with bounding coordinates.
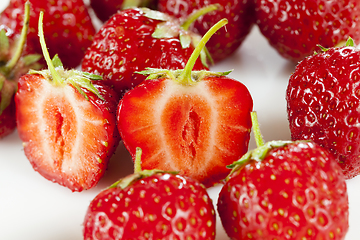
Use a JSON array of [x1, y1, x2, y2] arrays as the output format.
[[15, 11, 120, 191], [117, 19, 253, 187]]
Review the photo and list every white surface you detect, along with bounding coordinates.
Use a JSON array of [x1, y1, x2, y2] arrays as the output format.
[[1, 0, 360, 239]]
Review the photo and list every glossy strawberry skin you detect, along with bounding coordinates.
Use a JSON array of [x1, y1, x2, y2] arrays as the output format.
[[158, 0, 255, 63], [286, 45, 360, 179], [81, 8, 207, 96], [83, 172, 216, 239], [90, 0, 159, 22], [218, 141, 349, 240], [117, 76, 253, 187], [254, 0, 360, 62], [0, 0, 96, 68], [15, 74, 120, 192], [0, 94, 16, 138]]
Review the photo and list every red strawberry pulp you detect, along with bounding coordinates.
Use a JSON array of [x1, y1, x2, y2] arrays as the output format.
[[16, 75, 119, 191], [118, 76, 253, 187]]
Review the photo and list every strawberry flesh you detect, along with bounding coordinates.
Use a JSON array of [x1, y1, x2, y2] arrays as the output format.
[[117, 76, 253, 187], [16, 74, 120, 191]]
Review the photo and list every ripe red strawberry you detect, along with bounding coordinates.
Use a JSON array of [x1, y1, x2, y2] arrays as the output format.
[[81, 7, 209, 97], [286, 38, 360, 179], [117, 19, 253, 187], [0, 0, 96, 69], [15, 12, 120, 192], [83, 149, 216, 239], [254, 0, 360, 62], [158, 0, 255, 63], [0, 2, 41, 138], [218, 112, 349, 240], [90, 0, 159, 22]]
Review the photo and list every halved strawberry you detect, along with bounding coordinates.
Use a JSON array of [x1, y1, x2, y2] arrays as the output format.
[[15, 12, 120, 191], [117, 19, 253, 187]]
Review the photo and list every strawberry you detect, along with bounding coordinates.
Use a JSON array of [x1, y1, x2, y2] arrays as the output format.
[[83, 148, 216, 240], [157, 0, 255, 63], [117, 19, 253, 187], [254, 0, 360, 62], [217, 112, 349, 240], [286, 38, 360, 179], [90, 0, 159, 22], [0, 0, 96, 69], [15, 12, 120, 192], [81, 7, 210, 97], [0, 2, 41, 138]]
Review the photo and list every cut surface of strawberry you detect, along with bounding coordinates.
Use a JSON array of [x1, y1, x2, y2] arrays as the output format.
[[118, 76, 253, 187], [15, 11, 120, 191], [117, 19, 253, 187], [16, 74, 120, 191]]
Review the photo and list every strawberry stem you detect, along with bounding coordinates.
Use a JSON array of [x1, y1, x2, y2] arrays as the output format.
[[38, 11, 62, 85], [177, 18, 228, 85], [134, 147, 143, 173], [3, 1, 30, 74], [181, 4, 219, 31], [251, 111, 265, 147]]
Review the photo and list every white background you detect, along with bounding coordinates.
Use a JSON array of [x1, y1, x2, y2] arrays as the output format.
[[1, 0, 359, 239]]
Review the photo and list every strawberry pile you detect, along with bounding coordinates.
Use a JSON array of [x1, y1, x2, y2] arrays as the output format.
[[1, 0, 360, 239]]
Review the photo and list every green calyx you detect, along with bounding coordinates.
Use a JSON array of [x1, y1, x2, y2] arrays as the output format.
[[137, 18, 229, 85], [31, 11, 104, 101], [143, 5, 220, 68], [226, 111, 293, 176], [109, 147, 179, 189], [316, 37, 355, 54], [138, 68, 231, 85]]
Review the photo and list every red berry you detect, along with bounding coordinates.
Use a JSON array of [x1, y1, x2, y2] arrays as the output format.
[[0, 0, 96, 68], [81, 7, 208, 96], [286, 39, 360, 179], [90, 0, 158, 22], [158, 0, 255, 63], [117, 20, 253, 187], [83, 171, 216, 239], [0, 2, 41, 138], [218, 140, 349, 240], [254, 0, 360, 62], [15, 12, 120, 191]]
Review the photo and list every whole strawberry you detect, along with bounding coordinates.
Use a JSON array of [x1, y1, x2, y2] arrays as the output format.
[[83, 149, 216, 239], [117, 19, 253, 187], [254, 0, 360, 62], [286, 38, 360, 179], [0, 2, 40, 138], [81, 7, 209, 96], [218, 112, 349, 240], [158, 0, 255, 63], [0, 0, 96, 68], [15, 12, 120, 191], [90, 0, 158, 22]]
